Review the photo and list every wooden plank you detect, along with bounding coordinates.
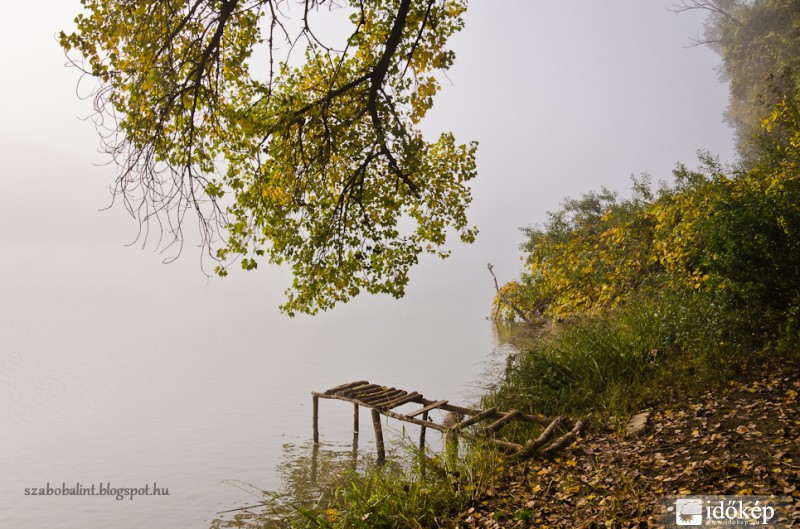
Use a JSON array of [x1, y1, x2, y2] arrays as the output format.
[[347, 386, 389, 399], [515, 416, 567, 459], [369, 390, 409, 407], [354, 388, 395, 403], [383, 409, 452, 434], [378, 392, 421, 409], [324, 380, 369, 395], [314, 381, 561, 463], [482, 410, 521, 434], [485, 437, 523, 453], [438, 402, 483, 417], [362, 389, 405, 405], [361, 386, 398, 396], [341, 384, 382, 397], [452, 407, 498, 430], [358, 388, 405, 402], [367, 389, 408, 407], [407, 400, 448, 418], [516, 411, 552, 426]]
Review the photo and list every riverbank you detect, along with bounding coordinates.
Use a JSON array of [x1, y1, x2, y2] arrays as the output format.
[[453, 361, 800, 527], [211, 355, 799, 529]]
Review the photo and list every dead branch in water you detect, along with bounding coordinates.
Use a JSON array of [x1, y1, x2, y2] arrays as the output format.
[[488, 263, 533, 325]]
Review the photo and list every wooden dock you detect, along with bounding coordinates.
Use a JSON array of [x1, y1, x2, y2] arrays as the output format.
[[312, 381, 584, 461]]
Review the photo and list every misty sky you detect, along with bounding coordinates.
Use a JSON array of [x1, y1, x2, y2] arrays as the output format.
[[0, 1, 734, 316]]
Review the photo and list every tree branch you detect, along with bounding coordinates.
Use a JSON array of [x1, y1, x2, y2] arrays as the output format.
[[488, 263, 534, 325]]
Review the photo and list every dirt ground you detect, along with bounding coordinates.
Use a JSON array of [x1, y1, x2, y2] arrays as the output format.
[[452, 365, 800, 528]]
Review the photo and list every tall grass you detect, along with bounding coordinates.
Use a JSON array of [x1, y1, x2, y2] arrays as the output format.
[[211, 439, 505, 529], [485, 283, 775, 422]]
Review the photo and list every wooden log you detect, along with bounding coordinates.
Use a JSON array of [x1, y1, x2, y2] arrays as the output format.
[[367, 389, 408, 407], [534, 415, 567, 445], [376, 391, 420, 410], [482, 410, 521, 434], [435, 402, 483, 417], [383, 408, 451, 434], [371, 409, 385, 461], [354, 387, 396, 401], [318, 394, 472, 437], [486, 437, 524, 453], [311, 442, 319, 484], [324, 380, 369, 394], [407, 400, 448, 418], [514, 415, 567, 459], [364, 388, 404, 403], [432, 403, 547, 426], [342, 384, 382, 397], [542, 419, 585, 456], [353, 403, 359, 434], [515, 411, 552, 426], [351, 430, 359, 470], [452, 408, 498, 431], [347, 384, 385, 395], [445, 427, 459, 461], [419, 410, 428, 452], [312, 395, 320, 444]]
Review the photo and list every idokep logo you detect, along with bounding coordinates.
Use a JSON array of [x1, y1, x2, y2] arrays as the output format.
[[664, 496, 790, 528], [675, 498, 703, 525]]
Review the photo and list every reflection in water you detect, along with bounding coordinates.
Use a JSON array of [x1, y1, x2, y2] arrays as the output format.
[[211, 438, 389, 528], [493, 320, 546, 352], [473, 321, 545, 394], [211, 322, 541, 528]]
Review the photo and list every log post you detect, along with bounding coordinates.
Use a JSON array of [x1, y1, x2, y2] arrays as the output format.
[[353, 403, 360, 434], [419, 410, 428, 452], [311, 442, 319, 485], [444, 411, 460, 467], [312, 395, 320, 444], [371, 409, 386, 462], [351, 430, 359, 470]]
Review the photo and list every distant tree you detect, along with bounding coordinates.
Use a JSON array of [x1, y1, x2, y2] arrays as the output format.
[[676, 0, 800, 159], [60, 0, 476, 315]]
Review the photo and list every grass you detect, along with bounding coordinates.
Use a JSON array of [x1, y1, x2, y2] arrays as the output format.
[[484, 284, 776, 425], [210, 439, 506, 529]]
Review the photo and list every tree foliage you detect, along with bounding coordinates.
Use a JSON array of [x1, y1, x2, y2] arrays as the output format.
[[496, 1, 800, 344], [497, 144, 800, 332], [678, 0, 800, 158], [60, 0, 477, 314]]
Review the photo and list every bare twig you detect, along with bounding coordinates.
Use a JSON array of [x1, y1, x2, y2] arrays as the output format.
[[488, 263, 533, 325]]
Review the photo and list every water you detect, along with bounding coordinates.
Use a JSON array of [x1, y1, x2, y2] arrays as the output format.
[[0, 241, 534, 529]]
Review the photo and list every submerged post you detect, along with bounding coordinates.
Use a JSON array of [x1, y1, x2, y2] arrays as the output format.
[[351, 430, 359, 471], [371, 409, 385, 462], [444, 411, 460, 467], [419, 410, 428, 452], [312, 395, 320, 444], [311, 442, 319, 485]]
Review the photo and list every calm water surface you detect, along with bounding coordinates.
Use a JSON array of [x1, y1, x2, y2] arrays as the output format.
[[0, 244, 534, 529]]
